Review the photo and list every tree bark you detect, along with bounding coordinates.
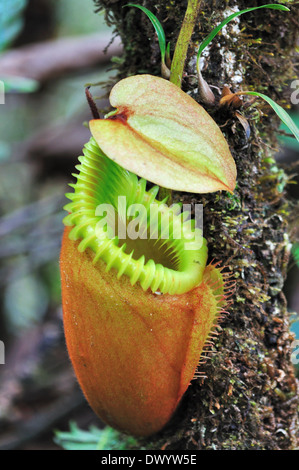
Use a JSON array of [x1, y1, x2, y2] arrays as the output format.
[[94, 0, 299, 450]]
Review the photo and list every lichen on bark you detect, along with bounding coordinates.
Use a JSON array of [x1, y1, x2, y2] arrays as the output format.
[[93, 0, 299, 450]]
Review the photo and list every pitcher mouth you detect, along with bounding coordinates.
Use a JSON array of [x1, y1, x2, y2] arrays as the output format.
[[63, 138, 208, 295]]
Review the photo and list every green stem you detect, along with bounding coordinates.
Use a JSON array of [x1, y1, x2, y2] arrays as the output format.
[[160, 0, 201, 202], [170, 0, 202, 88]]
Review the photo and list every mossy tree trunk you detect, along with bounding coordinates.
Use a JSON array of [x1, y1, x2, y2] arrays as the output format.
[[94, 0, 299, 450]]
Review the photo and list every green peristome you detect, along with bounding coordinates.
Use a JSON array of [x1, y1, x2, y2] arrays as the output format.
[[63, 137, 208, 295]]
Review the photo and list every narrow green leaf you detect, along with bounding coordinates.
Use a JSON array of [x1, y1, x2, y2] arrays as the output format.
[[293, 243, 299, 268], [279, 113, 299, 151], [125, 4, 166, 63], [238, 91, 299, 143], [197, 4, 290, 68]]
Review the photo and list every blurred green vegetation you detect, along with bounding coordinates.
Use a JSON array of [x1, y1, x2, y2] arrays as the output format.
[[54, 421, 138, 451], [0, 0, 119, 449], [54, 0, 110, 37], [0, 0, 28, 51], [0, 0, 114, 337]]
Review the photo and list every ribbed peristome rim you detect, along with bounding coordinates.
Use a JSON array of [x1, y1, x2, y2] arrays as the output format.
[[63, 138, 208, 295]]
